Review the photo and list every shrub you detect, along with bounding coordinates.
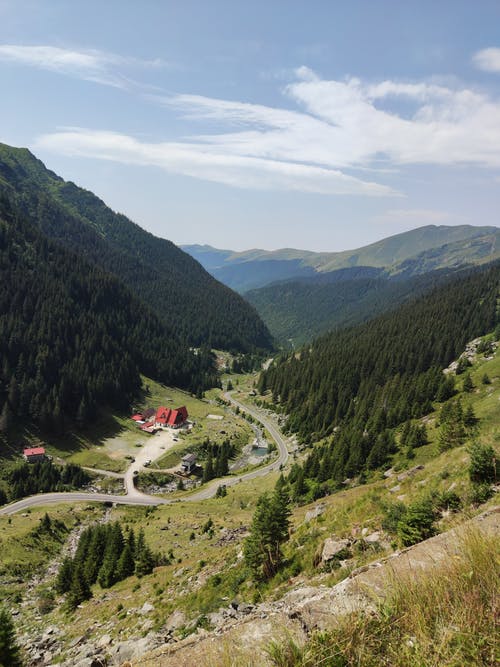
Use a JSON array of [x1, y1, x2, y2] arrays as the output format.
[[468, 442, 497, 484], [397, 498, 437, 547]]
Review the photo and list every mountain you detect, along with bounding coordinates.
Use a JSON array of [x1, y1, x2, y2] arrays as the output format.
[[246, 267, 467, 346], [0, 143, 273, 353], [0, 194, 218, 436], [183, 225, 499, 292], [259, 261, 500, 463]]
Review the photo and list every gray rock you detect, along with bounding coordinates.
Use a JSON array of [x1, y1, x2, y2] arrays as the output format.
[[321, 537, 351, 563], [364, 531, 381, 543], [97, 634, 112, 648], [305, 504, 325, 522], [140, 602, 155, 614]]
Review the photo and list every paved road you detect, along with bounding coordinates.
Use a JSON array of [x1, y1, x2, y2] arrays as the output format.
[[0, 392, 289, 515]]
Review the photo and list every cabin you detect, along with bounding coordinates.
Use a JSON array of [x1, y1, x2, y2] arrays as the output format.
[[23, 446, 46, 463], [154, 405, 188, 429], [181, 453, 197, 474]]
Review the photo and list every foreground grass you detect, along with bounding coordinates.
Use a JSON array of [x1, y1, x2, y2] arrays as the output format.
[[268, 528, 499, 667]]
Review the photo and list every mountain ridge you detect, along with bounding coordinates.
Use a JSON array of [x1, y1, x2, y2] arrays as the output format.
[[183, 224, 500, 292], [0, 142, 273, 353]]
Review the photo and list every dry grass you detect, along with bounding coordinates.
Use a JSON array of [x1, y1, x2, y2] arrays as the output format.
[[268, 527, 499, 666]]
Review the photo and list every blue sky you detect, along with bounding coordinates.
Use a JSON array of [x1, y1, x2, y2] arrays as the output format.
[[1, 0, 499, 251]]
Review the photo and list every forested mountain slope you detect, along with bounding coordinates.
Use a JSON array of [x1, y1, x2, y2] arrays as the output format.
[[0, 195, 218, 435], [0, 143, 273, 353], [246, 267, 468, 345], [258, 261, 500, 480]]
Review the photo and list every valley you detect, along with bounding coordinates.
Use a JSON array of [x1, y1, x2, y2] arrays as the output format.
[[0, 142, 498, 667]]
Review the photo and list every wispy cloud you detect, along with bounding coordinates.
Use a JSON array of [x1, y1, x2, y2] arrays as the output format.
[[0, 44, 165, 89], [35, 128, 395, 196], [473, 47, 500, 73], [33, 64, 500, 195], [153, 68, 500, 170]]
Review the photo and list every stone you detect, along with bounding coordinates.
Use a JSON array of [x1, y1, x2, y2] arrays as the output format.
[[304, 504, 325, 522], [164, 609, 186, 631], [383, 468, 395, 478], [389, 484, 401, 493], [140, 602, 155, 614], [321, 537, 351, 563], [98, 634, 112, 648], [364, 531, 381, 543]]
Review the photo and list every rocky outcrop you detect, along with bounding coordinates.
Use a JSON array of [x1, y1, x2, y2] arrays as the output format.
[[132, 506, 499, 667]]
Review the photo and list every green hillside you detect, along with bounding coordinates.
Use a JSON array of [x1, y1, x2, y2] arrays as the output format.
[[0, 143, 273, 353], [0, 194, 218, 440]]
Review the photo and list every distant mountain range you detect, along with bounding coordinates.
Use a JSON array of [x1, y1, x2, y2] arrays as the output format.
[[183, 224, 499, 292], [184, 225, 499, 346]]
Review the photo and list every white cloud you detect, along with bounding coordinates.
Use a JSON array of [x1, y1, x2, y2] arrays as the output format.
[[152, 70, 500, 172], [0, 44, 164, 88], [473, 47, 500, 72], [32, 65, 500, 195], [35, 128, 395, 196]]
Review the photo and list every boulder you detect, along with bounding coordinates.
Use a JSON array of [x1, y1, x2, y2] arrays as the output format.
[[140, 602, 155, 615], [304, 504, 325, 523], [321, 537, 351, 563]]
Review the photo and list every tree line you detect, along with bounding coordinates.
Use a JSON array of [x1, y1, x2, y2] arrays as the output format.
[[0, 460, 90, 504]]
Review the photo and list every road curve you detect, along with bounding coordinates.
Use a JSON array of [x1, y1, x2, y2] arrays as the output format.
[[0, 392, 289, 515]]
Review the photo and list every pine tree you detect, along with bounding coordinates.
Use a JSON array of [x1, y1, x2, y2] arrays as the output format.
[[481, 373, 491, 385], [462, 373, 474, 393], [202, 453, 214, 483], [116, 543, 135, 580], [134, 529, 154, 578], [244, 482, 291, 580], [55, 557, 74, 594], [67, 563, 92, 609], [0, 607, 22, 667]]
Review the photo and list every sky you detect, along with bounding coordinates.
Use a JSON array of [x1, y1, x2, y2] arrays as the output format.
[[0, 1, 499, 252]]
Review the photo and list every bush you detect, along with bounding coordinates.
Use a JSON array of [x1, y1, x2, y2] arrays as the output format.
[[397, 498, 437, 547], [468, 442, 497, 484]]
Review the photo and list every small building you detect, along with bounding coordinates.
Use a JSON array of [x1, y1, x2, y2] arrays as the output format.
[[181, 453, 197, 474], [23, 446, 46, 463], [131, 413, 144, 422], [140, 420, 157, 434]]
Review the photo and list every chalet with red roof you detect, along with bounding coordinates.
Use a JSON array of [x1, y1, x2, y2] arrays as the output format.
[[23, 446, 46, 463], [154, 406, 188, 429]]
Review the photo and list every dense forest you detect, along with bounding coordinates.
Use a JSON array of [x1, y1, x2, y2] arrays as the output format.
[[246, 266, 467, 346], [0, 142, 273, 353], [259, 261, 500, 489], [0, 194, 219, 435]]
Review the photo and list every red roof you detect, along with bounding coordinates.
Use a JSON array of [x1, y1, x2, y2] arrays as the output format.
[[167, 406, 188, 426], [140, 420, 155, 430], [24, 447, 45, 457], [156, 406, 171, 422], [131, 414, 144, 421]]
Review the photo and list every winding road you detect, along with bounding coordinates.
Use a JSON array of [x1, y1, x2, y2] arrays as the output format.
[[0, 392, 289, 515]]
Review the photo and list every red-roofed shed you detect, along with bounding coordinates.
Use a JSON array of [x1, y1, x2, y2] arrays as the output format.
[[23, 447, 46, 462]]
